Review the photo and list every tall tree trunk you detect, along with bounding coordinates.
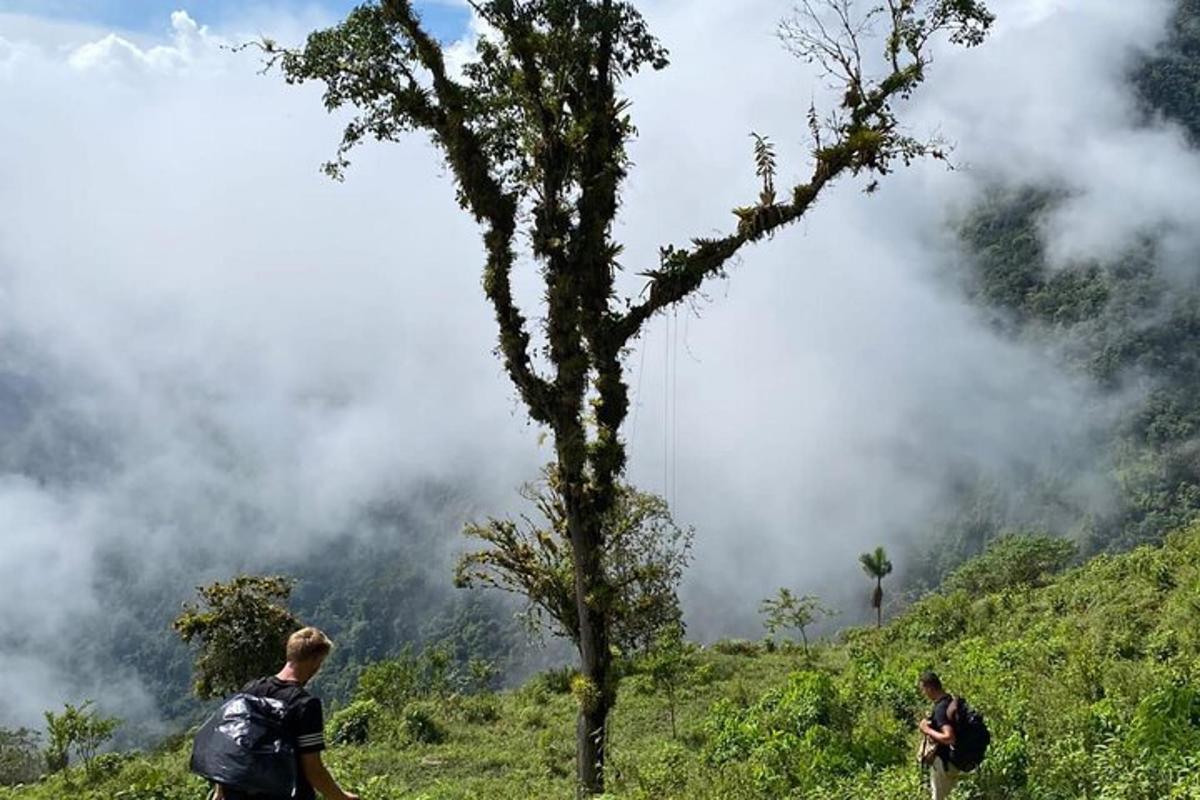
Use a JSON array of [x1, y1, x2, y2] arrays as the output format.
[[565, 493, 613, 797], [875, 578, 883, 628]]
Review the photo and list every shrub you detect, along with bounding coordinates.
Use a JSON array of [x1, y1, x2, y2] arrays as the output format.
[[710, 639, 761, 657], [327, 699, 379, 746], [456, 695, 500, 725], [534, 665, 577, 695], [1128, 685, 1200, 768], [704, 671, 836, 762], [520, 705, 548, 730], [619, 741, 691, 797], [353, 643, 467, 712], [536, 730, 572, 778], [355, 652, 422, 710], [401, 703, 446, 745], [86, 751, 131, 780], [849, 705, 908, 767], [944, 533, 1077, 595]]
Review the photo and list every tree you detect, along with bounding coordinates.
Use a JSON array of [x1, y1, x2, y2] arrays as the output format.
[[42, 701, 120, 776], [266, 0, 992, 791], [0, 727, 44, 786], [859, 545, 893, 628], [456, 467, 693, 656], [173, 575, 300, 699], [640, 623, 698, 739], [759, 588, 834, 654], [43, 709, 70, 775]]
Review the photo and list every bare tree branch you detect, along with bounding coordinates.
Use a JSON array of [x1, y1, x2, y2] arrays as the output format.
[[616, 0, 991, 339]]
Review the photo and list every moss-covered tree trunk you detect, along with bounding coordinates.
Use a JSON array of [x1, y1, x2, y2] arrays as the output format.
[[572, 537, 613, 791], [563, 486, 614, 794]]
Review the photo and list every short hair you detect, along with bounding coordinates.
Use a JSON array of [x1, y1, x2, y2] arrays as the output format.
[[287, 627, 333, 664], [918, 671, 943, 690]]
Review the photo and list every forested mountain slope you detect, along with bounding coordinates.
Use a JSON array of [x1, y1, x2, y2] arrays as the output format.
[[92, 493, 524, 738], [909, 0, 1200, 585]]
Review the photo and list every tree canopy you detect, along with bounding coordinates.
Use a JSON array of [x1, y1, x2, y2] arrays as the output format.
[[456, 468, 693, 656], [173, 575, 300, 699]]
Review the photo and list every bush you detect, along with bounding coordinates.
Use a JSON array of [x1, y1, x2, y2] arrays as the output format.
[[618, 741, 691, 797], [327, 699, 379, 746], [710, 639, 761, 657], [533, 665, 577, 695], [456, 695, 500, 725], [1128, 685, 1200, 768], [401, 703, 446, 745], [354, 644, 464, 711], [520, 705, 548, 730], [85, 751, 131, 779], [944, 533, 1077, 595], [703, 671, 836, 763], [849, 705, 908, 767], [43, 700, 120, 775], [355, 653, 422, 710], [536, 729, 572, 777]]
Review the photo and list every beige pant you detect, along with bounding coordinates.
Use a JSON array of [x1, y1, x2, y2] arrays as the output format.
[[931, 756, 961, 800]]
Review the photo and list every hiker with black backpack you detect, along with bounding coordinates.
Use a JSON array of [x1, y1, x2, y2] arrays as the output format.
[[192, 627, 359, 800], [917, 671, 990, 800]]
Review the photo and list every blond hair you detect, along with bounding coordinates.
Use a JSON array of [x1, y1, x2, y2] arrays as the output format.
[[286, 626, 333, 664]]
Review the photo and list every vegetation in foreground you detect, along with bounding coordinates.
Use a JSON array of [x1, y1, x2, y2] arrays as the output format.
[[7, 524, 1200, 799]]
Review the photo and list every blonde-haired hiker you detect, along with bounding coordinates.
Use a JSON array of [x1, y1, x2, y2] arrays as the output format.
[[204, 627, 358, 800]]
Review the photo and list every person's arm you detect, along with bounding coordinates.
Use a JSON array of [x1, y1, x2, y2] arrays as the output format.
[[300, 751, 358, 800], [293, 697, 358, 800], [918, 718, 956, 746]]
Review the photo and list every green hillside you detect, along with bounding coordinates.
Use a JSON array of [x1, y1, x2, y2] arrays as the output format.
[[9, 524, 1200, 799]]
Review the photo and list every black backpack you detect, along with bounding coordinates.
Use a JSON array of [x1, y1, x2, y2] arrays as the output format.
[[948, 696, 990, 773], [190, 693, 297, 797]]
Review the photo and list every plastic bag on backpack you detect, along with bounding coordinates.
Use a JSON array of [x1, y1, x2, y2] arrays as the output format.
[[190, 693, 297, 797]]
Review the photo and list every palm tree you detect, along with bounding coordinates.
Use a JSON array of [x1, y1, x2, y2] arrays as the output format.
[[859, 546, 894, 628]]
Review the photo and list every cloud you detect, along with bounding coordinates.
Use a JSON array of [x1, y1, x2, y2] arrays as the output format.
[[0, 0, 1194, 723], [0, 9, 536, 727], [66, 11, 199, 72], [917, 0, 1200, 268], [613, 0, 1193, 634]]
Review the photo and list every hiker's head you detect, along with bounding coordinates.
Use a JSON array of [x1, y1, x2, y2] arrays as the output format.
[[918, 671, 945, 700], [286, 627, 333, 682]]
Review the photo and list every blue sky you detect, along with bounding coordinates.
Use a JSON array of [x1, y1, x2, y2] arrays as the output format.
[[0, 0, 471, 40]]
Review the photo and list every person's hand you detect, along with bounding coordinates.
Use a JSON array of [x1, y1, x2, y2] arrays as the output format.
[[918, 719, 932, 736], [342, 792, 360, 800]]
